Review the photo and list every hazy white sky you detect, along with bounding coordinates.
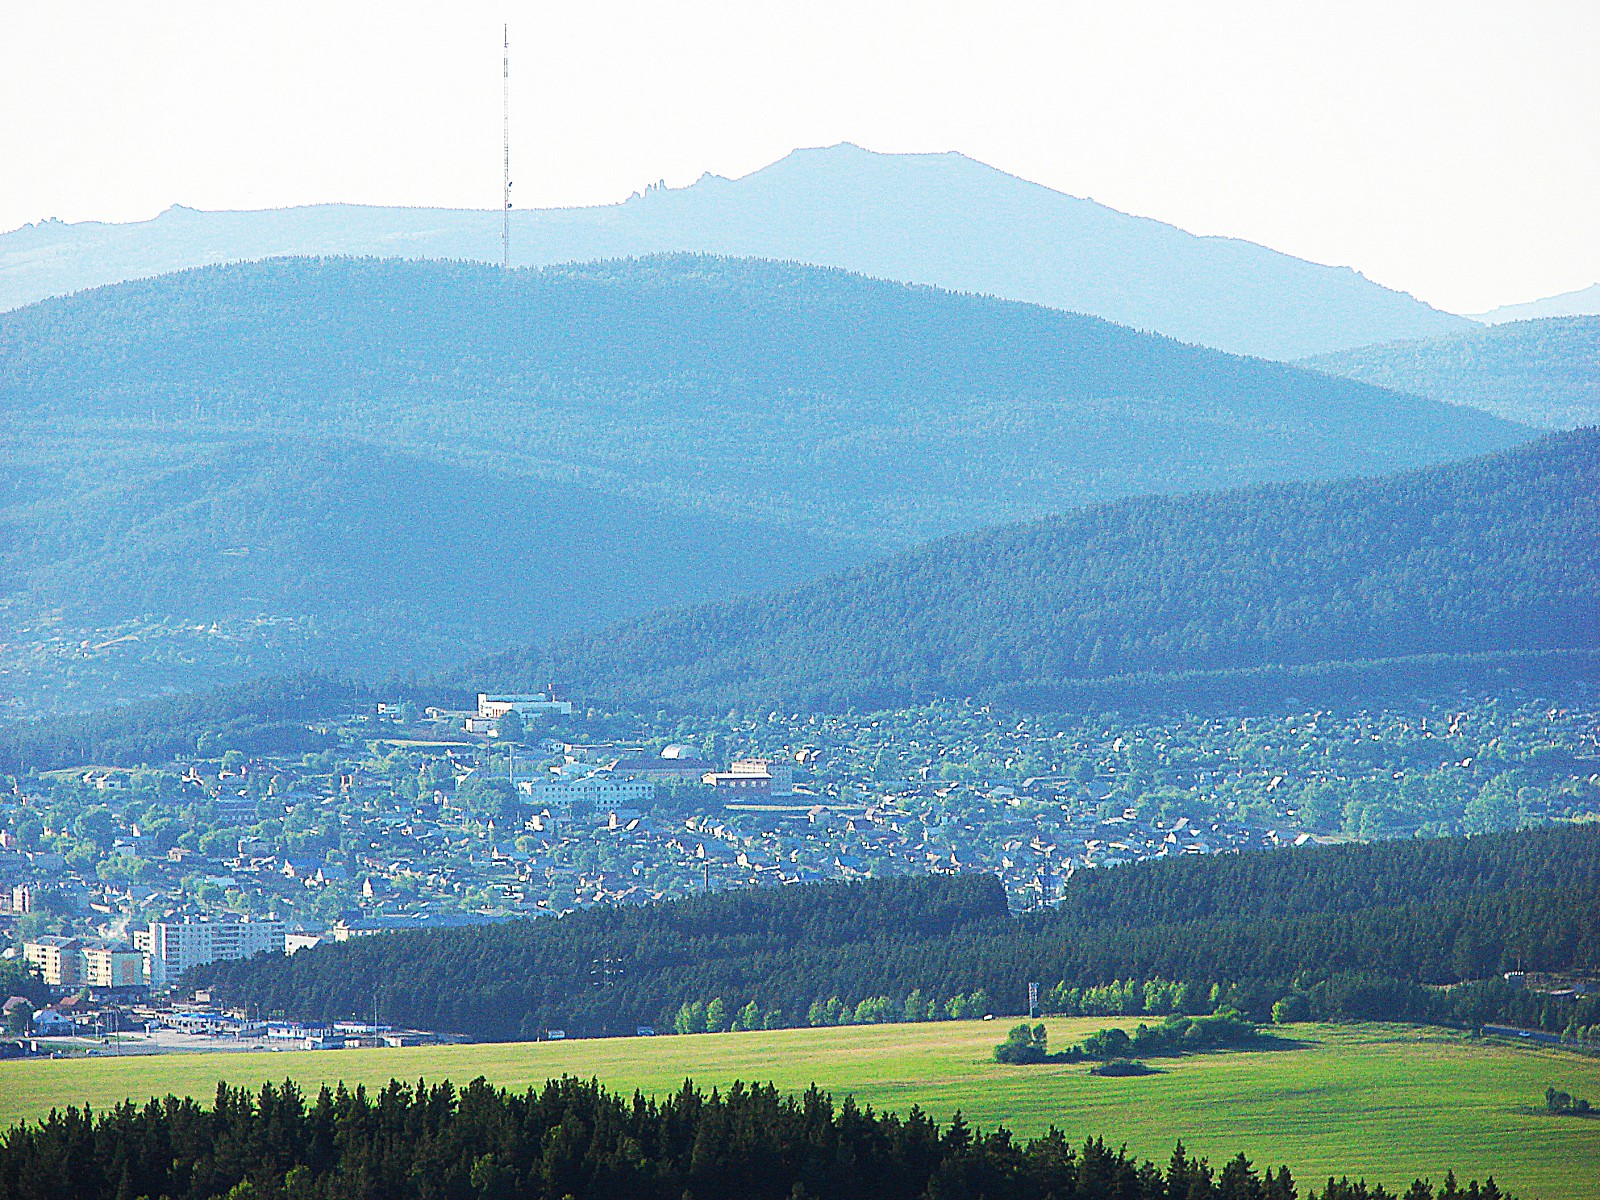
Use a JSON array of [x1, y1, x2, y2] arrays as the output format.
[[2, 0, 1595, 313]]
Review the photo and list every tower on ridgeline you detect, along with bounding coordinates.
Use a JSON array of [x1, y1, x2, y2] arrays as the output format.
[[501, 25, 511, 268]]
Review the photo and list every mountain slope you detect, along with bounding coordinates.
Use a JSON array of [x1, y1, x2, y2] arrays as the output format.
[[477, 430, 1600, 712], [0, 144, 1474, 358], [1301, 317, 1600, 429], [1474, 281, 1600, 323], [0, 439, 859, 712], [0, 254, 1526, 552]]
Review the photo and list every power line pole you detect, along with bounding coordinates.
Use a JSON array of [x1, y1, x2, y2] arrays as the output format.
[[501, 25, 511, 269]]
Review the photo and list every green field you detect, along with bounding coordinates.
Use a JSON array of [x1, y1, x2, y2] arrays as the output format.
[[2, 1020, 1597, 1198]]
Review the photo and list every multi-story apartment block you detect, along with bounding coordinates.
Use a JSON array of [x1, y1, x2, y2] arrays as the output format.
[[23, 935, 81, 986], [134, 915, 286, 986], [79, 941, 147, 988]]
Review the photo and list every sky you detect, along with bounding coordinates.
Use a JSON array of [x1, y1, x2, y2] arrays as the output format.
[[2, 0, 1596, 314]]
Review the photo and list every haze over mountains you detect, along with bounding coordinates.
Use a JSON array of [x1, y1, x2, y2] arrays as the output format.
[[0, 440, 860, 708], [0, 144, 1475, 360], [1474, 282, 1600, 324], [0, 253, 1527, 712], [1303, 317, 1600, 430], [480, 430, 1600, 713]]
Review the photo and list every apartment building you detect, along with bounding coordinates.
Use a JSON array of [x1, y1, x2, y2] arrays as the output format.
[[23, 935, 81, 986], [134, 915, 286, 986], [80, 941, 147, 988]]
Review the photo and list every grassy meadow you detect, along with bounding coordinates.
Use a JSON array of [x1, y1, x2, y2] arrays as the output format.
[[2, 1020, 1596, 1198]]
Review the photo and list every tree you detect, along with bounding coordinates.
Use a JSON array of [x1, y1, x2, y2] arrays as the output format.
[[1272, 994, 1310, 1024], [705, 998, 730, 1033], [497, 710, 525, 743], [4, 1000, 33, 1035], [674, 1000, 706, 1035], [993, 1022, 1048, 1064]]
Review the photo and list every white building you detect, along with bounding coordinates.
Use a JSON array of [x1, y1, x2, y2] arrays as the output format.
[[517, 777, 654, 809], [478, 692, 574, 718], [23, 936, 81, 986], [703, 758, 795, 798], [134, 916, 286, 986]]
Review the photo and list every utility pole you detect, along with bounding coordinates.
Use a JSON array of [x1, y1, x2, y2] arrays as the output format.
[[501, 25, 511, 269]]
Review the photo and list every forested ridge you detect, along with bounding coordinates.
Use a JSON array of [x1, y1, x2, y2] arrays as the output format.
[[197, 824, 1600, 1042], [1303, 316, 1600, 429], [0, 1075, 1500, 1200], [478, 428, 1600, 713], [1, 255, 1521, 547], [0, 438, 857, 707], [2, 254, 1523, 711]]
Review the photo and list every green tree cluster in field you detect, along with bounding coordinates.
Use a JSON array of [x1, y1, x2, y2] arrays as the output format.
[[1078, 1014, 1261, 1059], [1543, 1086, 1592, 1115], [0, 1074, 1508, 1200]]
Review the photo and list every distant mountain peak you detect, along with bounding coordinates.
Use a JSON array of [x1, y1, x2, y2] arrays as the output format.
[[0, 145, 1474, 358]]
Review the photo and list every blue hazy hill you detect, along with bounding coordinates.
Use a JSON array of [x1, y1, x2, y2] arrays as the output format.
[[0, 144, 1472, 359]]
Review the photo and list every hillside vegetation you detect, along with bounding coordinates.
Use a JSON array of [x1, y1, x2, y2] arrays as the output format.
[[0, 143, 1476, 359], [478, 429, 1600, 713], [0, 255, 1520, 546], [0, 254, 1525, 711], [197, 823, 1600, 1043], [0, 439, 857, 706], [1302, 317, 1600, 428]]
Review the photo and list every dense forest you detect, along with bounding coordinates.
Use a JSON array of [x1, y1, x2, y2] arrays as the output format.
[[477, 429, 1600, 712], [4, 255, 1524, 710], [1, 255, 1521, 547], [0, 1075, 1502, 1200], [197, 824, 1600, 1042], [1304, 316, 1600, 429], [0, 438, 857, 709]]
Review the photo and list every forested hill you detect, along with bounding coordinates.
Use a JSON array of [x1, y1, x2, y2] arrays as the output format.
[[0, 438, 859, 707], [1302, 316, 1600, 429], [197, 822, 1600, 1042], [1, 254, 1523, 548], [479, 429, 1600, 713], [0, 142, 1475, 358]]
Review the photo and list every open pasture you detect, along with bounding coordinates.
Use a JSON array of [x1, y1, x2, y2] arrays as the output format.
[[2, 1020, 1596, 1199]]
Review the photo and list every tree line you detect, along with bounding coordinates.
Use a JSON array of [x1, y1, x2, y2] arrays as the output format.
[[195, 824, 1600, 1041], [0, 1075, 1509, 1200]]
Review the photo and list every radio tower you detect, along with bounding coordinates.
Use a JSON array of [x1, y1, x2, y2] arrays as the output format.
[[501, 25, 511, 269]]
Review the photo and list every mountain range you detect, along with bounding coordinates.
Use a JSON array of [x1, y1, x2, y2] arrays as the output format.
[[0, 254, 1535, 712], [477, 429, 1600, 713], [1302, 316, 1600, 429], [0, 144, 1475, 360], [1474, 282, 1600, 324]]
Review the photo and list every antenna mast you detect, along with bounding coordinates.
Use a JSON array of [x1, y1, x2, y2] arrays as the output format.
[[501, 25, 511, 269]]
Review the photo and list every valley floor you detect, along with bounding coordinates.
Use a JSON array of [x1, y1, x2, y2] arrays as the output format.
[[2, 1020, 1596, 1198]]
